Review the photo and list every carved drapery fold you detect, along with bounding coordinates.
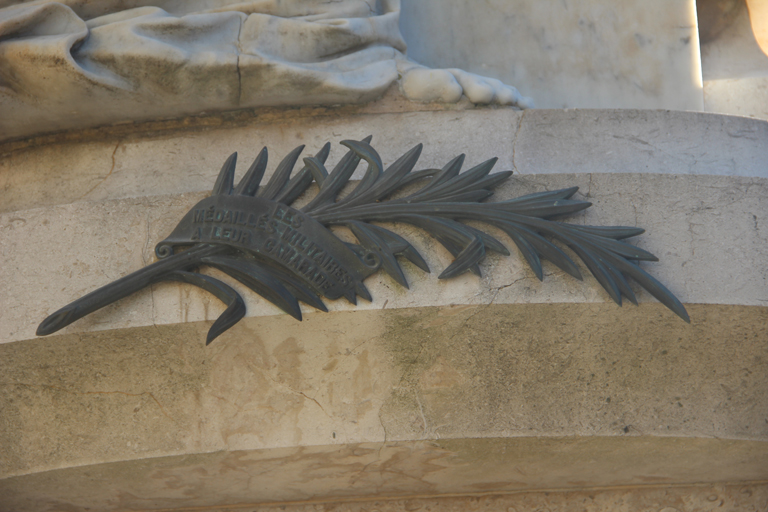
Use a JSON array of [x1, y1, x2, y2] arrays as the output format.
[[0, 1, 406, 139]]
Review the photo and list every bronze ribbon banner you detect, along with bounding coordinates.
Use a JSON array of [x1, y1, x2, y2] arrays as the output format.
[[158, 195, 378, 302]]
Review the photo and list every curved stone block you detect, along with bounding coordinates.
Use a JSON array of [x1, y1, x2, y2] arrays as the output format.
[[1, 171, 765, 342], [1, 107, 766, 510], [0, 437, 766, 510]]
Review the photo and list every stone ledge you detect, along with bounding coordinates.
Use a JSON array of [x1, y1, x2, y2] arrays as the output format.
[[0, 437, 766, 511], [2, 304, 766, 480], [0, 86, 483, 150], [23, 483, 764, 512], [1, 108, 766, 214]]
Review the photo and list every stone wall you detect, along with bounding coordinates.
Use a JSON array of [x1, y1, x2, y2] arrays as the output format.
[[1, 98, 766, 510], [401, 0, 703, 110]]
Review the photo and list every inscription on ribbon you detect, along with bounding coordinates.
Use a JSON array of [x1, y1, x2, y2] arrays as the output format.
[[161, 195, 374, 301]]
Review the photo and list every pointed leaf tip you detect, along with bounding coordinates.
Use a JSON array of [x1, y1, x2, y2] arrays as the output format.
[[212, 152, 238, 195], [234, 147, 268, 196], [355, 282, 373, 302], [162, 271, 246, 345], [438, 236, 486, 279], [303, 157, 329, 187], [259, 145, 305, 200]]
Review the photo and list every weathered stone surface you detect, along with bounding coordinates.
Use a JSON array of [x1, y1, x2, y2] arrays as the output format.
[[401, 0, 703, 110], [0, 435, 766, 510], [0, 1, 400, 142], [146, 484, 768, 512], [2, 304, 766, 480], [0, 107, 518, 213], [700, 0, 768, 120], [2, 110, 766, 346], [226, 484, 768, 512], [0, 1, 527, 142], [1, 107, 766, 510], [705, 77, 768, 120], [3, 109, 766, 216], [512, 109, 768, 177], [700, 1, 768, 82]]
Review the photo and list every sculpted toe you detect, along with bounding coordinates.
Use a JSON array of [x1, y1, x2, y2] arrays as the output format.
[[401, 69, 464, 103]]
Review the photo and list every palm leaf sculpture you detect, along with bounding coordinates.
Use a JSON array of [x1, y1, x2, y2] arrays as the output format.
[[38, 137, 689, 344]]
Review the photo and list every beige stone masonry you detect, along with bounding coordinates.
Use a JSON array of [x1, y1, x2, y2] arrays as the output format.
[[0, 305, 766, 508], [1, 172, 766, 343], [1, 107, 766, 510], [2, 108, 767, 215], [2, 109, 767, 343]]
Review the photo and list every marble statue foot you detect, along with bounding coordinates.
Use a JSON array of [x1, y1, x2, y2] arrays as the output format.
[[399, 67, 534, 108]]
